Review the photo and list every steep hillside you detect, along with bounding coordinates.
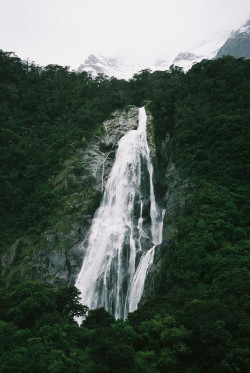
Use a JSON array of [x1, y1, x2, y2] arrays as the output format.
[[0, 50, 130, 254], [1, 104, 139, 287], [0, 51, 249, 372], [216, 20, 250, 59]]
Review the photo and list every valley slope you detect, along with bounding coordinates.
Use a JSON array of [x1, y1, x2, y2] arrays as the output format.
[[0, 51, 249, 372]]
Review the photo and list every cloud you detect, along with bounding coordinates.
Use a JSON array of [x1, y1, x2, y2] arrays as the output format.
[[0, 0, 249, 68]]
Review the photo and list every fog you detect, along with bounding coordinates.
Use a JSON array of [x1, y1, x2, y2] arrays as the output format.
[[0, 0, 249, 68]]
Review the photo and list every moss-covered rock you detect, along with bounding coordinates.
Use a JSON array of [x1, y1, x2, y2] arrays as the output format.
[[142, 133, 194, 302], [1, 106, 139, 288]]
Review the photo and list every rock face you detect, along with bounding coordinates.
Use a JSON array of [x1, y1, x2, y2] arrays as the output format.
[[216, 20, 250, 59], [141, 132, 194, 303], [1, 104, 188, 314], [174, 52, 198, 63], [1, 106, 140, 288]]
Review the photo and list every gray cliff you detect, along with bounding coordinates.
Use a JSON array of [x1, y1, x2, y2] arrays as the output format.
[[216, 20, 250, 59]]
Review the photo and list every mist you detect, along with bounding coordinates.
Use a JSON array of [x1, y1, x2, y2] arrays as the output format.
[[0, 0, 249, 68]]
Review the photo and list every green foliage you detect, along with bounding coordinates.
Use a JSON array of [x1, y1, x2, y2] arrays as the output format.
[[147, 57, 250, 372], [5, 281, 56, 328], [82, 307, 115, 329], [0, 51, 249, 371], [0, 281, 87, 372], [55, 287, 88, 320], [0, 50, 129, 250], [126, 56, 250, 372], [85, 319, 137, 372]]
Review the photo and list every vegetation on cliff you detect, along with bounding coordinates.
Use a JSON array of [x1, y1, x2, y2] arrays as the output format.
[[141, 57, 250, 372], [0, 50, 129, 249], [0, 50, 249, 371]]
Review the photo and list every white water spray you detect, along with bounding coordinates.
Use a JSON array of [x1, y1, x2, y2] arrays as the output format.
[[76, 107, 163, 320]]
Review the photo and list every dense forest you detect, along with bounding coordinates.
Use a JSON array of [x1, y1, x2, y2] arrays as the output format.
[[0, 50, 249, 372]]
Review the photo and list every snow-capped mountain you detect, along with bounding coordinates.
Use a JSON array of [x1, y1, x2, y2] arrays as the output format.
[[168, 20, 250, 70], [216, 19, 250, 59], [77, 36, 227, 79], [77, 54, 145, 80], [77, 20, 250, 79], [165, 36, 228, 72]]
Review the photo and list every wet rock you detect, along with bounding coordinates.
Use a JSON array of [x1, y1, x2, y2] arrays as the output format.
[[1, 106, 140, 288]]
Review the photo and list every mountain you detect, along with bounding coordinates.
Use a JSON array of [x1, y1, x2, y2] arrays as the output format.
[[170, 37, 228, 71], [0, 50, 249, 372], [77, 20, 250, 78], [172, 19, 250, 70], [216, 19, 250, 59], [77, 36, 228, 78], [77, 54, 145, 80]]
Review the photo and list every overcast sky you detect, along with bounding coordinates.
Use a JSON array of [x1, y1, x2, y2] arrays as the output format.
[[0, 0, 250, 69]]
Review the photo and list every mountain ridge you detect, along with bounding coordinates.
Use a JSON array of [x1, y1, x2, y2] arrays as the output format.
[[216, 19, 250, 58], [77, 20, 250, 78]]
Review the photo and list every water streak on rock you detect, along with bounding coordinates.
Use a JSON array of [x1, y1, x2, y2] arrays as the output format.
[[76, 107, 163, 319]]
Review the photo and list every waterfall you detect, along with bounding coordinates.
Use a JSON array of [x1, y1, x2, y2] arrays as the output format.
[[76, 107, 163, 320]]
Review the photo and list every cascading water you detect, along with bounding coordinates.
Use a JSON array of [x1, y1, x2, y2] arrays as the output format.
[[76, 107, 163, 320]]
